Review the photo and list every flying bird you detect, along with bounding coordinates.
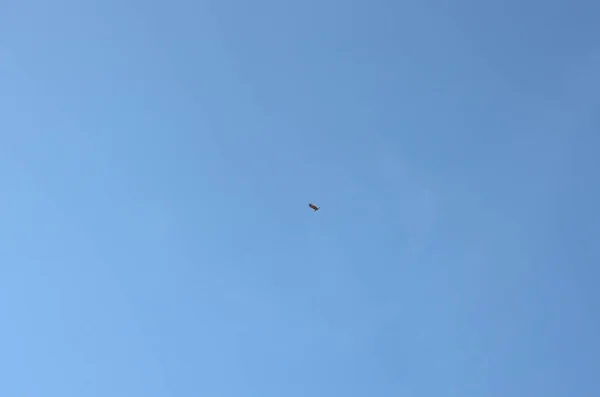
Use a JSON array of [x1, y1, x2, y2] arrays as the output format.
[[308, 203, 320, 212]]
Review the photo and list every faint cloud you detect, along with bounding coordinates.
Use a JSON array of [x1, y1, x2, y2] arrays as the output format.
[[558, 50, 600, 118], [373, 147, 441, 255]]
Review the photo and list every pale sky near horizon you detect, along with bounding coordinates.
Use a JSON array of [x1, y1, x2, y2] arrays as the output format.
[[1, 1, 599, 396]]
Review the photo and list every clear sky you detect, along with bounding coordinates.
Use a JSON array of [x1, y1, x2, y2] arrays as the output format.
[[2, 1, 599, 396]]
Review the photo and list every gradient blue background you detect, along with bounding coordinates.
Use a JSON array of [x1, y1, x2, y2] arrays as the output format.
[[2, 1, 599, 396]]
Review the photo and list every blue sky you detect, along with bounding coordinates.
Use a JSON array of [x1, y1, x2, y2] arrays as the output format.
[[1, 0, 599, 396]]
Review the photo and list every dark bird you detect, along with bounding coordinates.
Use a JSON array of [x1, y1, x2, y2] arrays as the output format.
[[308, 203, 320, 212]]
